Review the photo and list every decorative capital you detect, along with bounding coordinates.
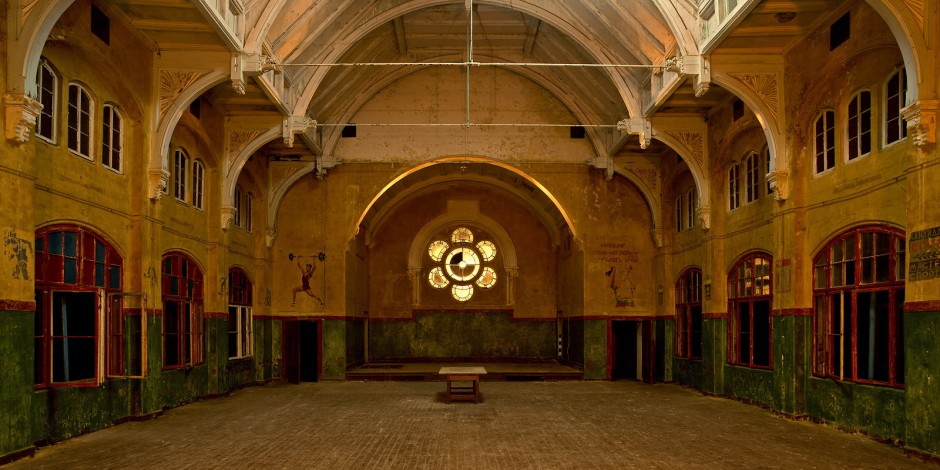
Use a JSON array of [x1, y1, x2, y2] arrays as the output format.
[[315, 155, 342, 180], [651, 228, 664, 248], [3, 93, 42, 143], [282, 116, 317, 147], [221, 205, 236, 230], [616, 118, 652, 149], [901, 100, 939, 147], [231, 78, 246, 95], [694, 82, 710, 98], [767, 169, 789, 201], [696, 206, 711, 231], [148, 168, 170, 200], [265, 228, 278, 248]]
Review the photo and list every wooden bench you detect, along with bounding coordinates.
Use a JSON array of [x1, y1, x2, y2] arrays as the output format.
[[438, 367, 487, 403]]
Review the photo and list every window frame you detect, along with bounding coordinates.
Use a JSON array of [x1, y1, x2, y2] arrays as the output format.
[[675, 268, 703, 360], [246, 192, 253, 233], [687, 187, 696, 230], [763, 146, 773, 196], [744, 152, 759, 204], [728, 163, 740, 211], [883, 67, 908, 147], [36, 60, 58, 143], [33, 225, 123, 388], [234, 186, 243, 228], [811, 226, 905, 388], [228, 268, 254, 359], [192, 159, 205, 210], [67, 82, 94, 159], [173, 148, 189, 203], [101, 103, 123, 173], [846, 90, 872, 162], [727, 253, 773, 369], [675, 193, 683, 233], [814, 110, 836, 175], [161, 253, 205, 369]]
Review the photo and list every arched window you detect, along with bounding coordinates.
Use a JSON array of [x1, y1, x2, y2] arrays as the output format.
[[814, 110, 836, 174], [228, 267, 254, 359], [173, 148, 189, 202], [67, 83, 93, 158], [101, 104, 123, 172], [847, 90, 872, 161], [884, 68, 907, 146], [744, 152, 759, 203], [728, 164, 740, 211], [812, 226, 905, 387], [687, 187, 696, 230], [192, 160, 205, 210], [36, 60, 58, 142], [34, 225, 123, 386], [675, 268, 702, 359], [728, 253, 772, 368], [161, 252, 204, 369]]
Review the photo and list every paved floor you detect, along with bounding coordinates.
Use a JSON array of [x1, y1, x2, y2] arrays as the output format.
[[6, 381, 936, 469]]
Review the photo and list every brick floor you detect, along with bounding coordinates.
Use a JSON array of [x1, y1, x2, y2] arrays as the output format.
[[5, 381, 936, 469]]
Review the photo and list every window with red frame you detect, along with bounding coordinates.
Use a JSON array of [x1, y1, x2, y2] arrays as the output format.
[[162, 253, 204, 368], [812, 226, 905, 387], [34, 226, 123, 387], [728, 254, 772, 368], [228, 268, 254, 359], [675, 268, 703, 359]]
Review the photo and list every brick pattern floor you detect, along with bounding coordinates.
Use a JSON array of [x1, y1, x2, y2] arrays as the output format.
[[6, 381, 936, 469]]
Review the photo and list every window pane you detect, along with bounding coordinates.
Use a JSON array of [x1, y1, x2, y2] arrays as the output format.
[[753, 301, 771, 367], [738, 302, 750, 364], [856, 290, 890, 382]]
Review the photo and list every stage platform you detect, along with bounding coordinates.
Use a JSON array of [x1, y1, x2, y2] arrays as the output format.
[[345, 361, 583, 382]]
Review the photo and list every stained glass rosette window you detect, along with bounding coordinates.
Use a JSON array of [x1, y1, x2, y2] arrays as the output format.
[[427, 227, 497, 301]]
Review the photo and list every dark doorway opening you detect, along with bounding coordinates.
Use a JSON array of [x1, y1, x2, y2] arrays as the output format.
[[612, 320, 638, 381], [284, 320, 319, 383]]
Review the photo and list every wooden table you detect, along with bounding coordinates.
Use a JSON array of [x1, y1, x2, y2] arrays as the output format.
[[439, 367, 487, 403]]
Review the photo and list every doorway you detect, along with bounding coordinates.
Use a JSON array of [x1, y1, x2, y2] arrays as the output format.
[[611, 320, 638, 381], [611, 320, 656, 383], [283, 320, 320, 383]]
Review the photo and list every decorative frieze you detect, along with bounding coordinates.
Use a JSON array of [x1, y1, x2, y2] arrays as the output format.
[[3, 93, 42, 143], [628, 168, 659, 193], [159, 70, 206, 116], [729, 73, 778, 121], [228, 129, 264, 169], [663, 131, 704, 168]]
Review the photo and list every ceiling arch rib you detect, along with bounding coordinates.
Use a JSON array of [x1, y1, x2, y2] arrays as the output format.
[[262, 0, 680, 121]]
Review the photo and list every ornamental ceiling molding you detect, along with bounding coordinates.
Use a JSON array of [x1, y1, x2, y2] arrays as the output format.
[[15, 0, 40, 37], [270, 162, 305, 196], [227, 129, 265, 170], [159, 70, 207, 117], [661, 130, 704, 168], [903, 0, 924, 29], [628, 168, 659, 194], [729, 73, 778, 122]]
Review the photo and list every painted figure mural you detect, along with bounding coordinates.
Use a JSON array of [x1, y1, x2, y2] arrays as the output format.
[[291, 252, 326, 307]]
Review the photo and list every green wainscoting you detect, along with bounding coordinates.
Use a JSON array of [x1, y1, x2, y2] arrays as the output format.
[[904, 310, 940, 455], [0, 310, 36, 456]]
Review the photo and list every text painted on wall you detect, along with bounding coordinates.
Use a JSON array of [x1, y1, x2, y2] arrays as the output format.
[[910, 226, 940, 281]]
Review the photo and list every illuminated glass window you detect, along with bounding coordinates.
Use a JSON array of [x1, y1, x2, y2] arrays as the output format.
[[428, 241, 449, 262], [477, 241, 497, 261], [452, 227, 473, 243], [427, 227, 497, 302]]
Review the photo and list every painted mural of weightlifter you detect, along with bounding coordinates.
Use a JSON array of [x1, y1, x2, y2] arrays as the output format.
[[290, 252, 326, 307]]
